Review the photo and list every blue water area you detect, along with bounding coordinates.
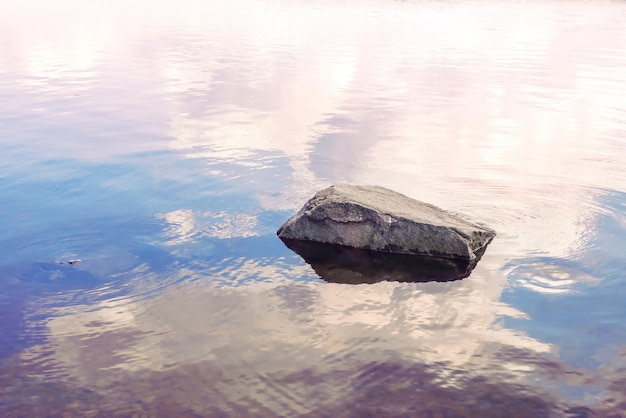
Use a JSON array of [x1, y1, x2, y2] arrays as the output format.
[[503, 189, 626, 369], [1, 0, 626, 416], [0, 147, 307, 361]]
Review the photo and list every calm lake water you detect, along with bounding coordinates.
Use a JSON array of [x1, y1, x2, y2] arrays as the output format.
[[1, 0, 626, 416]]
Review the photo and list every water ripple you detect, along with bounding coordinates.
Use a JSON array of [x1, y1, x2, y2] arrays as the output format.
[[0, 225, 180, 309], [505, 258, 600, 295]]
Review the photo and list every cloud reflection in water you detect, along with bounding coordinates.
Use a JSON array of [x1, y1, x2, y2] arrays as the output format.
[[15, 276, 568, 416], [158, 209, 259, 245], [1, 0, 626, 416]]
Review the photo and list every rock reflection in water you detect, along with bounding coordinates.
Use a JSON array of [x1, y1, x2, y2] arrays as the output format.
[[280, 238, 483, 284]]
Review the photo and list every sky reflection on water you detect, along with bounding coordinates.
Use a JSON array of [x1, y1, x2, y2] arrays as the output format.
[[1, 0, 626, 416]]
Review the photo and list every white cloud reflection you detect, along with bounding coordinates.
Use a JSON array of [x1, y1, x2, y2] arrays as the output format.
[[22, 273, 553, 399], [147, 0, 625, 265], [157, 209, 259, 244], [4, 0, 623, 246]]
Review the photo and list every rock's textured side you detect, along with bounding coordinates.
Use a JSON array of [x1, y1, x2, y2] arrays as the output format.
[[277, 184, 496, 260]]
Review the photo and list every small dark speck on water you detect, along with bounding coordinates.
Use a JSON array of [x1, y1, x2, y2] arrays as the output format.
[[58, 259, 81, 265]]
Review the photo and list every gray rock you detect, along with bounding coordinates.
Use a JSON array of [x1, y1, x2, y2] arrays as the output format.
[[277, 184, 495, 261]]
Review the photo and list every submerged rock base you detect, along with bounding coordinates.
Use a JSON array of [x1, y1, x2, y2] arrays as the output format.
[[281, 238, 483, 284]]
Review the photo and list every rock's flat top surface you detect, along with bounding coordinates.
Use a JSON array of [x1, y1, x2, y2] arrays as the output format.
[[277, 184, 496, 260], [304, 184, 480, 230]]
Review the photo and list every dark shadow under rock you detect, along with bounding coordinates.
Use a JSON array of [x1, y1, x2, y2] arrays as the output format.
[[281, 238, 485, 284]]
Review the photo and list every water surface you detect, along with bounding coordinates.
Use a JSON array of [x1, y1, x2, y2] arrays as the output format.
[[1, 0, 626, 416]]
